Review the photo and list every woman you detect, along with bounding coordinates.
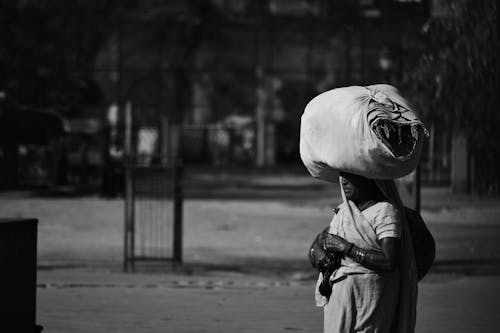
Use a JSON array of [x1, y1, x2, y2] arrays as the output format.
[[315, 171, 417, 333]]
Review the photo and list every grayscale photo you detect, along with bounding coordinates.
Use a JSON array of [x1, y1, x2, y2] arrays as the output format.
[[0, 0, 498, 332]]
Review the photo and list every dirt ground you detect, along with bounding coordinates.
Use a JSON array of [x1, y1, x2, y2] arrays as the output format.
[[1, 189, 499, 273], [1, 184, 500, 332]]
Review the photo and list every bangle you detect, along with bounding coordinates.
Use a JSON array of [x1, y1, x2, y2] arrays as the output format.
[[354, 248, 366, 264]]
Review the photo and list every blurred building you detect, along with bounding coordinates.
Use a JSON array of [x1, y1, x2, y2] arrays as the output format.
[[2, 0, 445, 191], [94, 0, 430, 167]]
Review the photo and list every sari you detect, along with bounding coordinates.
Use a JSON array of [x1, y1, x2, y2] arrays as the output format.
[[315, 179, 417, 333]]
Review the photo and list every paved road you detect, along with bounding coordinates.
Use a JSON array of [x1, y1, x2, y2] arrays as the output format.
[[37, 270, 500, 333]]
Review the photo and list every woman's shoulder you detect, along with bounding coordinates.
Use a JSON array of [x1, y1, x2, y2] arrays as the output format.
[[365, 201, 402, 239], [364, 201, 399, 216]]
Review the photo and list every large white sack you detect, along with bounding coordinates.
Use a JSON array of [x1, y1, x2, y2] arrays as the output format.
[[300, 84, 428, 182]]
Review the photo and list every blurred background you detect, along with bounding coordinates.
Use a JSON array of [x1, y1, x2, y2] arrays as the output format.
[[0, 1, 498, 332], [0, 0, 497, 194]]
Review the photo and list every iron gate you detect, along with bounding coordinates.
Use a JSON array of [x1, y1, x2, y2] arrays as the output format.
[[123, 159, 183, 272]]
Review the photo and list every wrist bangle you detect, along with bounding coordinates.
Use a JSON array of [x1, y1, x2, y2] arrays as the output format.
[[354, 248, 366, 264]]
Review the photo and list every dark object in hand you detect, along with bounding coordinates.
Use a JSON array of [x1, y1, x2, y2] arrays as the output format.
[[318, 271, 334, 297], [309, 227, 341, 297]]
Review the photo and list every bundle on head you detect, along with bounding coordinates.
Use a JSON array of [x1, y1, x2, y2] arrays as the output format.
[[300, 84, 428, 182]]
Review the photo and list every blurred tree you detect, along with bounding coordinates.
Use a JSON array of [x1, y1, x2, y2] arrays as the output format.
[[0, 1, 114, 114], [404, 0, 498, 194]]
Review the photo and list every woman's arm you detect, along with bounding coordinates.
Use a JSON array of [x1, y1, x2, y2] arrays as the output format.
[[324, 234, 400, 272], [347, 237, 399, 271]]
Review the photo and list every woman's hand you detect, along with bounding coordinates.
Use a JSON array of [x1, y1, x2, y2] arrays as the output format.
[[323, 234, 351, 254], [324, 235, 400, 272]]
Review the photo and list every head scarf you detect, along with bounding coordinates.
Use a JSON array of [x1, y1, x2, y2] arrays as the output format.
[[373, 179, 418, 333]]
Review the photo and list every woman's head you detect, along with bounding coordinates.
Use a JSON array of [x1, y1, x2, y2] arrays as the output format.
[[339, 172, 383, 203]]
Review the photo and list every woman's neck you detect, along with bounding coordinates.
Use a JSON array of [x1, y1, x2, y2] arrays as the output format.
[[353, 197, 378, 211]]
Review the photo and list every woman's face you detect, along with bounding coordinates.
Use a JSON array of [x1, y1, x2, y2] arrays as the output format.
[[339, 172, 374, 202]]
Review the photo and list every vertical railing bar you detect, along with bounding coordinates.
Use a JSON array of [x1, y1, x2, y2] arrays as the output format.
[[155, 181, 159, 258], [147, 187, 151, 257], [124, 101, 132, 272], [140, 193, 144, 257], [155, 179, 159, 259], [165, 175, 169, 258], [124, 163, 131, 272], [173, 157, 183, 265], [130, 167, 136, 272]]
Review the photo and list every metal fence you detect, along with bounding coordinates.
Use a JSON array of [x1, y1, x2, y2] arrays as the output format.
[[123, 159, 183, 272]]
